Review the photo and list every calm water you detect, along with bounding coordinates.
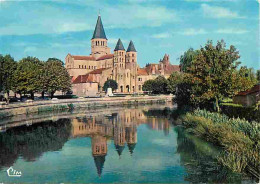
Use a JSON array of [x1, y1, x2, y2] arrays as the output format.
[[0, 105, 250, 183]]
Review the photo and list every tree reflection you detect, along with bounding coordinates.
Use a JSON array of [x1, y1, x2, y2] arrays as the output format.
[[0, 119, 71, 169], [175, 126, 243, 183]]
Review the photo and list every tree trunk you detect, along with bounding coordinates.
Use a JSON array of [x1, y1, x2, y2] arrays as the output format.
[[31, 92, 34, 100], [19, 92, 22, 101], [215, 97, 220, 112], [41, 91, 44, 99], [51, 91, 54, 99]]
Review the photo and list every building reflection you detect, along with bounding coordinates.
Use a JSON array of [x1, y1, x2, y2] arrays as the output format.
[[70, 108, 170, 176], [0, 107, 171, 177]]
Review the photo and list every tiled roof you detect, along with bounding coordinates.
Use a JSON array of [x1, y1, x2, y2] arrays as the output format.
[[72, 55, 95, 61], [114, 39, 125, 51], [92, 15, 107, 40], [88, 68, 111, 74], [165, 65, 180, 74], [72, 74, 95, 84], [96, 54, 114, 61], [137, 68, 148, 75], [236, 84, 260, 96]]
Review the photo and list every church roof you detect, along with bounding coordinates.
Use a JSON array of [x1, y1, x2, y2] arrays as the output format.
[[92, 15, 107, 40], [127, 143, 136, 155], [96, 54, 114, 61], [88, 68, 111, 74], [114, 39, 125, 51], [115, 144, 125, 156], [126, 40, 136, 52], [72, 74, 95, 84], [93, 155, 106, 177], [71, 55, 95, 61], [137, 68, 148, 75]]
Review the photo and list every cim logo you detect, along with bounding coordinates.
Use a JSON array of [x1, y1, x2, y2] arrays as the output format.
[[6, 167, 22, 177]]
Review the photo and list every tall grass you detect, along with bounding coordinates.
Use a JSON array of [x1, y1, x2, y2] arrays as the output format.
[[181, 109, 260, 177]]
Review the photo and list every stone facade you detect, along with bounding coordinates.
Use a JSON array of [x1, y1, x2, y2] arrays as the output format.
[[66, 15, 179, 96], [233, 84, 260, 107]]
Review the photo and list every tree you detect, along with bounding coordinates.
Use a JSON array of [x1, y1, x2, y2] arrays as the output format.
[[0, 55, 17, 95], [142, 79, 154, 92], [13, 57, 43, 100], [186, 40, 241, 112], [103, 79, 118, 92], [143, 76, 169, 94], [41, 58, 71, 98], [167, 72, 184, 94], [256, 70, 260, 83], [180, 48, 199, 72]]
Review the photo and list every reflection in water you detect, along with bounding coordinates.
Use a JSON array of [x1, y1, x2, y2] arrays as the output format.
[[0, 106, 251, 183], [70, 108, 170, 176], [0, 119, 71, 170]]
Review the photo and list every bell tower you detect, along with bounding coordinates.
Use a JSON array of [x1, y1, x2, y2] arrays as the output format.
[[91, 15, 110, 59]]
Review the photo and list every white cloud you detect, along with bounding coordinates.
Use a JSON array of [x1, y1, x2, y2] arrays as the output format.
[[177, 28, 208, 35], [201, 4, 245, 19], [151, 33, 171, 39], [0, 1, 179, 36], [216, 28, 249, 34]]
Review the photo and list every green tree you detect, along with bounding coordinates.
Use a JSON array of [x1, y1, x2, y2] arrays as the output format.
[[180, 48, 199, 72], [143, 76, 169, 94], [142, 79, 154, 92], [186, 40, 241, 112], [256, 70, 260, 83], [103, 79, 118, 92], [167, 72, 184, 94], [13, 56, 43, 100], [234, 66, 257, 92], [0, 55, 17, 95], [41, 58, 71, 98]]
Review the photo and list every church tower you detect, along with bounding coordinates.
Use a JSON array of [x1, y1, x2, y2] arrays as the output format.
[[91, 15, 110, 59], [113, 39, 126, 92], [126, 40, 137, 93]]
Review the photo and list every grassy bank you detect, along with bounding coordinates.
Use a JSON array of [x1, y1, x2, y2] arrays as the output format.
[[180, 109, 260, 178]]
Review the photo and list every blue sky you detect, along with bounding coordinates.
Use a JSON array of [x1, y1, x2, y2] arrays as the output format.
[[0, 0, 259, 69]]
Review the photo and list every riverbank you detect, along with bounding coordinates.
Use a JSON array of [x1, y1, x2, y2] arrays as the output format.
[[0, 95, 173, 119], [180, 109, 260, 179]]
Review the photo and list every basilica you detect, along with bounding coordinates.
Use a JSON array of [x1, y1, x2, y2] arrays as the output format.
[[65, 15, 179, 96]]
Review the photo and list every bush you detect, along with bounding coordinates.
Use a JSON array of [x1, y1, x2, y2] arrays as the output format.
[[220, 103, 260, 122]]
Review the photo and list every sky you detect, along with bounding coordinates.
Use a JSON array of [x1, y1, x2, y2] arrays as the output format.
[[0, 0, 259, 69]]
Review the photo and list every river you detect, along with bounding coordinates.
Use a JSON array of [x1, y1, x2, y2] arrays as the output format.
[[0, 104, 253, 183]]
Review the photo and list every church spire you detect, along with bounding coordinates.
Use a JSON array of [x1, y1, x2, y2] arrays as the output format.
[[126, 40, 136, 52], [114, 38, 125, 51], [92, 15, 107, 40]]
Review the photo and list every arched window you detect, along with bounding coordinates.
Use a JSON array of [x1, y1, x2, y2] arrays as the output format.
[[85, 65, 86, 69], [96, 41, 97, 45], [79, 65, 80, 68]]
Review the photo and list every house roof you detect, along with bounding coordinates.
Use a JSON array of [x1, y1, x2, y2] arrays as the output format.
[[126, 40, 136, 52], [137, 68, 148, 75], [114, 39, 125, 51], [164, 65, 180, 74], [72, 55, 95, 61], [72, 74, 95, 84], [88, 68, 111, 74], [92, 15, 107, 40], [236, 84, 260, 96], [96, 54, 114, 61]]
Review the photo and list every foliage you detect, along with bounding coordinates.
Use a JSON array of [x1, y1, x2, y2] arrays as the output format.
[[167, 71, 184, 94], [103, 79, 118, 92], [41, 58, 71, 98], [257, 70, 260, 83], [142, 79, 153, 92], [13, 56, 43, 99], [181, 109, 260, 175], [184, 40, 241, 112], [220, 103, 260, 122], [179, 48, 199, 72], [0, 55, 17, 93], [231, 66, 258, 93], [142, 76, 169, 94]]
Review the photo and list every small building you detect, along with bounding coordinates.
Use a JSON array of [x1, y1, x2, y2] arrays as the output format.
[[72, 74, 99, 97], [233, 84, 260, 107]]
